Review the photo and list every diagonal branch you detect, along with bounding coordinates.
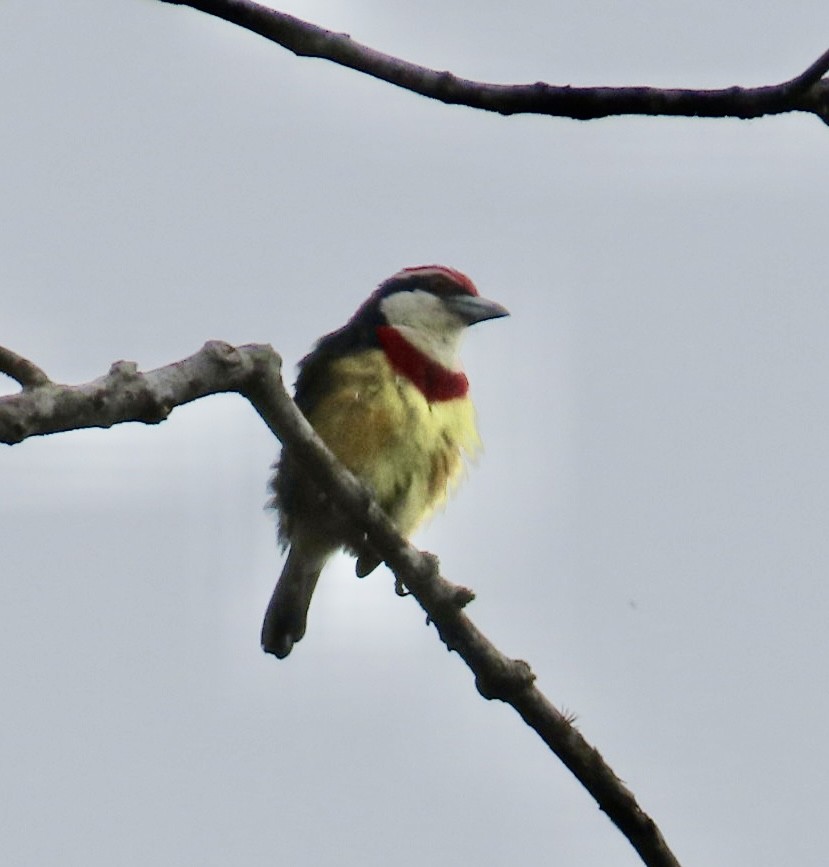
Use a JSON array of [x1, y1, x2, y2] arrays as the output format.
[[0, 340, 682, 867], [157, 0, 829, 124]]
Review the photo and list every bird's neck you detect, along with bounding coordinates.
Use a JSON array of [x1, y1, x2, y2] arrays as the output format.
[[376, 325, 469, 401]]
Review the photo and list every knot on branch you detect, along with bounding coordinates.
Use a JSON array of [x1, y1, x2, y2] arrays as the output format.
[[203, 340, 243, 368], [475, 657, 535, 702], [421, 582, 476, 625], [389, 549, 439, 599], [450, 585, 475, 608], [103, 359, 169, 424], [410, 552, 475, 611], [107, 360, 139, 381]]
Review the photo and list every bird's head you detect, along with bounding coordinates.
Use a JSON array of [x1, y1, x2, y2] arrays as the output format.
[[363, 265, 509, 370]]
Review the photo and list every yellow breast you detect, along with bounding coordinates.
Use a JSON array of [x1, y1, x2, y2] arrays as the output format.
[[305, 349, 480, 536]]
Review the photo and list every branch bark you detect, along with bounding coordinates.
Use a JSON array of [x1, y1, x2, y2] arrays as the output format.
[[0, 341, 682, 867], [0, 346, 50, 390], [157, 0, 829, 124]]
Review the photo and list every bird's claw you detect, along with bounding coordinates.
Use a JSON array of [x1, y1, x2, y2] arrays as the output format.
[[394, 576, 410, 597]]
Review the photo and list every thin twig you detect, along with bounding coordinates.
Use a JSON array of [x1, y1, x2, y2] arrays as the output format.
[[157, 0, 829, 124]]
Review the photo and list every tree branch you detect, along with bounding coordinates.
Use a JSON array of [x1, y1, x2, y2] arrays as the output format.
[[0, 346, 51, 390], [157, 0, 829, 124], [0, 341, 681, 867], [0, 342, 267, 443]]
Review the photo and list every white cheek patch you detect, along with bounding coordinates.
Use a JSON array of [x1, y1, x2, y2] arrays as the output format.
[[379, 290, 466, 369], [379, 290, 458, 331]]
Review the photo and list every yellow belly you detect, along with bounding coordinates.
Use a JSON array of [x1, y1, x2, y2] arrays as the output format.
[[305, 349, 480, 536]]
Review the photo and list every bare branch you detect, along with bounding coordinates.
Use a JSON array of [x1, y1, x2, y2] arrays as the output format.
[[0, 341, 273, 444], [157, 0, 829, 124], [0, 340, 681, 866], [0, 347, 51, 390]]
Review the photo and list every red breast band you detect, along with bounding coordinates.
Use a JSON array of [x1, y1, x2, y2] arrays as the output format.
[[376, 325, 469, 402]]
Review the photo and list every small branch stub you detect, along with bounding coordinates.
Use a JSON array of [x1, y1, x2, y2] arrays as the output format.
[[475, 657, 536, 702]]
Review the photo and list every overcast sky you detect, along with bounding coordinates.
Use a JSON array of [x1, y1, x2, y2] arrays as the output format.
[[3, 2, 829, 865]]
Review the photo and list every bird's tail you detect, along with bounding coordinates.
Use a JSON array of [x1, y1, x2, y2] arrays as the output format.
[[261, 543, 330, 658]]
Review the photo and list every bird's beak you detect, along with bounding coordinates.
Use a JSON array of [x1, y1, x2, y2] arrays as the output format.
[[444, 294, 510, 326]]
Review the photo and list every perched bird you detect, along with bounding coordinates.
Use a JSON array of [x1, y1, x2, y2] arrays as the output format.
[[262, 265, 508, 658]]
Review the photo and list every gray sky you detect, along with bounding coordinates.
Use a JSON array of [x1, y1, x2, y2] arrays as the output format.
[[3, 1, 829, 865]]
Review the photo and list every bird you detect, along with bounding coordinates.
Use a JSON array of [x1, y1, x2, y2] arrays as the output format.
[[261, 265, 509, 658]]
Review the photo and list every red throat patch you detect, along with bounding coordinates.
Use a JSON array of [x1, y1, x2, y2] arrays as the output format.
[[376, 325, 469, 402]]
